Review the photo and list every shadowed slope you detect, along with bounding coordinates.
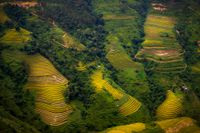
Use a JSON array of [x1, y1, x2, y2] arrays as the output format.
[[136, 11, 186, 73]]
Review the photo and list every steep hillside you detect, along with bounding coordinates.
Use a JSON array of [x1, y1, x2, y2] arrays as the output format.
[[93, 0, 149, 97], [0, 0, 200, 133], [91, 69, 142, 116], [24, 54, 73, 126], [136, 7, 186, 73]]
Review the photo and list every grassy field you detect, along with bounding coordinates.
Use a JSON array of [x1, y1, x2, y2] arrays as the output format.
[[91, 69, 142, 116], [24, 54, 73, 126], [136, 7, 186, 73], [93, 0, 149, 96]]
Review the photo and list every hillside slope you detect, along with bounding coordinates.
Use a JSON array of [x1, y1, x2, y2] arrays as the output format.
[[93, 0, 149, 97]]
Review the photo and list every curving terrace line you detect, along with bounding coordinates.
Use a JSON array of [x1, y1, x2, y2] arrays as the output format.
[[24, 54, 73, 126]]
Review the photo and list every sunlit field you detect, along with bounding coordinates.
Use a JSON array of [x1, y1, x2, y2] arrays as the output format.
[[136, 12, 186, 73], [24, 54, 73, 126], [91, 69, 141, 116]]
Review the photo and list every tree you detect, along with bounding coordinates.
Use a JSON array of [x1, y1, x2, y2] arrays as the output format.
[[84, 94, 123, 131]]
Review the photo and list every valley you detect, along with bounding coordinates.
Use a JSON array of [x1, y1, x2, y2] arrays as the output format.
[[0, 0, 200, 133]]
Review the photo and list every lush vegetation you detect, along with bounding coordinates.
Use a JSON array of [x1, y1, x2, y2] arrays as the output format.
[[24, 54, 73, 126], [0, 49, 50, 132], [173, 0, 200, 123], [93, 0, 150, 99], [0, 0, 200, 133], [136, 14, 186, 74]]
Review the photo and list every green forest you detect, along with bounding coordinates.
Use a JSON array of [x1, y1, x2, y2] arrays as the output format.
[[0, 0, 200, 133]]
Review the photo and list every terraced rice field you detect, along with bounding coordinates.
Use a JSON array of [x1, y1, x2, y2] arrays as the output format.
[[91, 70, 141, 116], [156, 90, 183, 120], [52, 27, 85, 51], [24, 54, 73, 126], [136, 13, 186, 73], [93, 0, 149, 95], [156, 117, 200, 133], [0, 28, 31, 44], [103, 15, 134, 20], [101, 123, 146, 133]]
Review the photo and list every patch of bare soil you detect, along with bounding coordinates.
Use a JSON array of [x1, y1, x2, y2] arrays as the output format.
[[12, 2, 38, 9], [152, 3, 167, 11], [142, 49, 179, 57], [166, 119, 194, 133]]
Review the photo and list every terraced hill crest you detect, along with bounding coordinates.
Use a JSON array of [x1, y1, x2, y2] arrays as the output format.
[[93, 0, 149, 95], [24, 54, 73, 126], [156, 117, 200, 133], [0, 28, 31, 45], [101, 123, 146, 133], [91, 69, 141, 116], [156, 90, 183, 120], [136, 12, 186, 73]]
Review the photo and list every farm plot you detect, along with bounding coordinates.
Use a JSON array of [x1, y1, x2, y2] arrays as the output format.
[[0, 28, 31, 45], [101, 123, 146, 133], [156, 117, 200, 133], [52, 27, 85, 51], [91, 70, 141, 116], [156, 90, 183, 120], [136, 13, 186, 73], [105, 35, 149, 95], [93, 0, 149, 95], [24, 54, 73, 126]]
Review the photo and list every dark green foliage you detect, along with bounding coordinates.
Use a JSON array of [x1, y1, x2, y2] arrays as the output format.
[[4, 20, 15, 29], [68, 71, 95, 105], [0, 0, 200, 132], [38, 0, 107, 58], [129, 0, 149, 17], [141, 80, 166, 119], [0, 50, 50, 132], [4, 5, 29, 27], [140, 123, 164, 133], [183, 91, 200, 125], [175, 0, 200, 99], [0, 24, 6, 37], [38, 0, 97, 31], [175, 0, 200, 65], [84, 94, 123, 131]]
